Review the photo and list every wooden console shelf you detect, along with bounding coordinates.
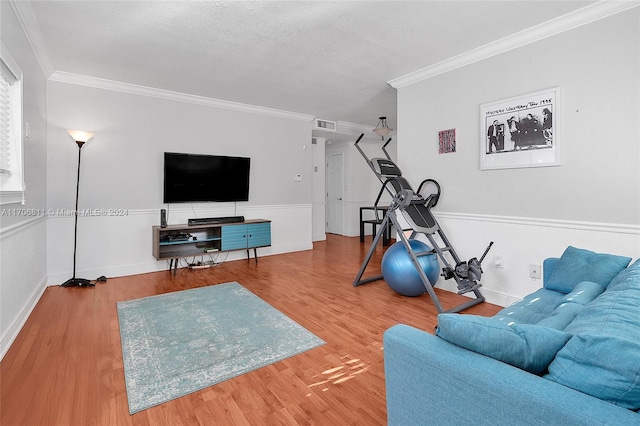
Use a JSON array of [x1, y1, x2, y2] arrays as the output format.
[[152, 219, 271, 274]]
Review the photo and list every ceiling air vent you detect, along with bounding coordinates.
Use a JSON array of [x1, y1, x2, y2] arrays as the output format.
[[314, 118, 336, 132]]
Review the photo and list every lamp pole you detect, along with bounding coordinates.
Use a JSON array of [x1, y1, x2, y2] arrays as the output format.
[[61, 131, 94, 287]]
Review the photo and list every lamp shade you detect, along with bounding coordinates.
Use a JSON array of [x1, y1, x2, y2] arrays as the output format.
[[372, 117, 393, 139], [373, 127, 393, 138], [67, 129, 94, 143]]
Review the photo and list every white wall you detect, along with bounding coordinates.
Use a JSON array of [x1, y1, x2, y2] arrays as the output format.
[[311, 137, 327, 242], [397, 10, 640, 306], [0, 2, 49, 359], [46, 81, 315, 283]]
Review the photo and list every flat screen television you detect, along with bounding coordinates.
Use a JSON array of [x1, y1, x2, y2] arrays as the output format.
[[163, 152, 250, 203]]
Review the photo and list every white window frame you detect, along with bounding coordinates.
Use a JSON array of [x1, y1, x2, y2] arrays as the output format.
[[0, 42, 25, 205]]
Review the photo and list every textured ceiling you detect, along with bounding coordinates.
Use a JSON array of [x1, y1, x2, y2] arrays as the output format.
[[27, 1, 597, 129]]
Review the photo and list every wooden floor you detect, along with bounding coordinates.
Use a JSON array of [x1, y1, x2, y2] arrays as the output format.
[[1, 234, 500, 425]]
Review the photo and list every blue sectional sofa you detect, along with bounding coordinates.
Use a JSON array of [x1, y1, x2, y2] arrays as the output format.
[[384, 247, 640, 425]]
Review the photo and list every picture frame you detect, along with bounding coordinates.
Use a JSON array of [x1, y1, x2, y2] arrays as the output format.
[[480, 87, 560, 170], [438, 128, 456, 154]]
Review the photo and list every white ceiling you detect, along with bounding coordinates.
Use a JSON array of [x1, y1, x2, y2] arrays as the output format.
[[22, 1, 602, 129]]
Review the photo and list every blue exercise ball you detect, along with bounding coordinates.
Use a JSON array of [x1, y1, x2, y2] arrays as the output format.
[[381, 239, 440, 297]]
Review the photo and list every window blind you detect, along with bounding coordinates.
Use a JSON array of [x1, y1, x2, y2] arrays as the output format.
[[0, 59, 16, 176], [0, 43, 25, 205]]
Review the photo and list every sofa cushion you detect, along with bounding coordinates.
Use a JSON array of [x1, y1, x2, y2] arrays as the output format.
[[495, 281, 604, 329], [535, 281, 605, 330], [545, 246, 631, 293], [546, 334, 640, 410], [436, 314, 571, 374], [494, 288, 566, 325], [608, 258, 640, 292], [545, 259, 640, 410]]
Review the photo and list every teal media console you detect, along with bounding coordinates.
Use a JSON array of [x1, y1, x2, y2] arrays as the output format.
[[152, 219, 271, 274]]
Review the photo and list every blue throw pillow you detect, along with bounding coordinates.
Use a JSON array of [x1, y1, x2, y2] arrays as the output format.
[[546, 333, 640, 410], [436, 314, 571, 374], [545, 259, 640, 409], [545, 246, 631, 293]]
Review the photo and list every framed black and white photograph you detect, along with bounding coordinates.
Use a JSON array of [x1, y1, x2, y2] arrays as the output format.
[[480, 87, 560, 170]]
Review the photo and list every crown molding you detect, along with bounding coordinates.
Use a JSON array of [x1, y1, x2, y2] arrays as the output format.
[[8, 0, 54, 78], [48, 71, 315, 122], [9, 0, 310, 124], [338, 121, 396, 142], [339, 121, 396, 139], [389, 0, 640, 89], [312, 120, 386, 143], [337, 121, 372, 134], [340, 121, 397, 142]]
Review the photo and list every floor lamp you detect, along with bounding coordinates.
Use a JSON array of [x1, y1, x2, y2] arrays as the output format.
[[61, 129, 95, 288]]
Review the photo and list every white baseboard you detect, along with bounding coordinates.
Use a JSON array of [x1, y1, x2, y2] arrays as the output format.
[[436, 280, 519, 308], [0, 275, 47, 361], [313, 233, 327, 242], [47, 241, 315, 285]]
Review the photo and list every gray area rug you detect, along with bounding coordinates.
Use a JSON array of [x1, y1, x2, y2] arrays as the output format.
[[117, 282, 325, 414]]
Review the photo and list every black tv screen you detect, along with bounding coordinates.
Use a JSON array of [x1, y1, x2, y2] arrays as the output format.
[[163, 152, 250, 203]]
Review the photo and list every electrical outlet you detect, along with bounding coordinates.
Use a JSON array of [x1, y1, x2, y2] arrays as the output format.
[[494, 255, 503, 269], [529, 264, 541, 279]]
